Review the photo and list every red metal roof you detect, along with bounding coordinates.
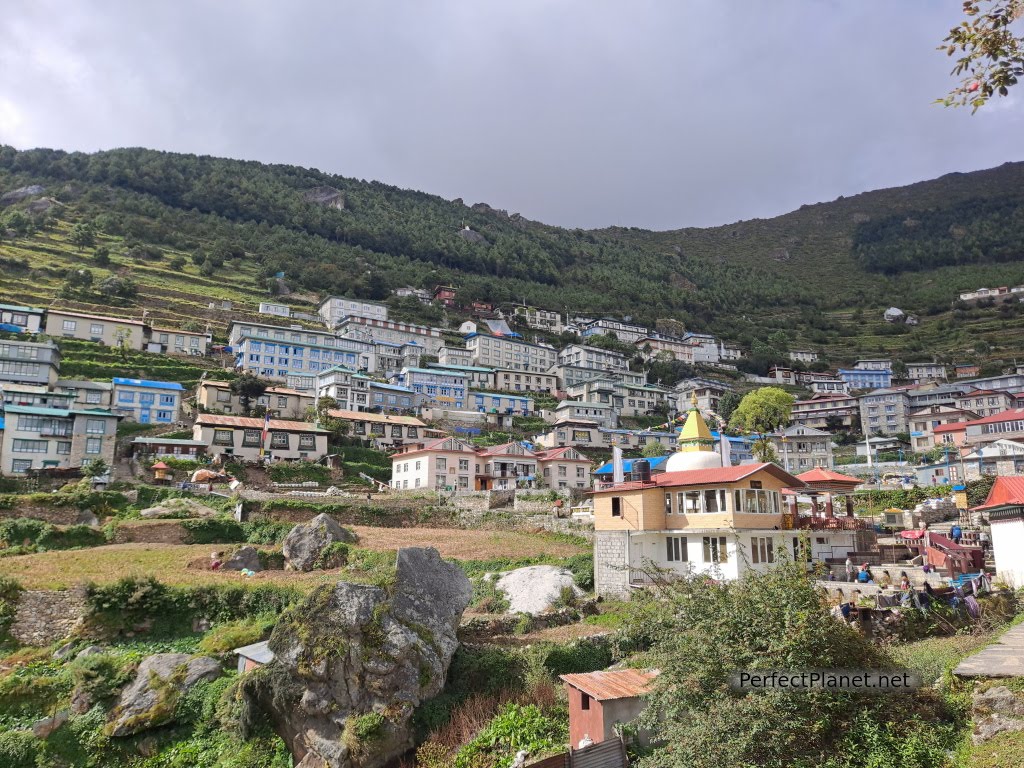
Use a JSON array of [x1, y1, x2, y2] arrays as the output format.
[[933, 422, 969, 434], [965, 408, 1024, 427], [594, 463, 806, 492], [796, 468, 863, 486], [560, 669, 658, 700], [533, 446, 591, 462], [972, 476, 1024, 511]]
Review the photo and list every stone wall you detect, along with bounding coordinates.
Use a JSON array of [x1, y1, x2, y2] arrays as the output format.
[[594, 530, 630, 599], [0, 504, 82, 525], [455, 509, 594, 539], [10, 588, 89, 646]]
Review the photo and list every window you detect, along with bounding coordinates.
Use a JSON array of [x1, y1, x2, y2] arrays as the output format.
[[611, 497, 622, 517], [664, 493, 673, 514], [415, 460, 421, 471], [56, 442, 72, 455], [704, 489, 724, 513], [13, 439, 48, 453], [85, 391, 102, 404], [118, 391, 136, 403], [86, 419, 106, 435], [407, 427, 418, 438], [581, 692, 591, 711], [459, 459, 469, 471], [90, 324, 104, 336], [436, 458, 447, 471], [298, 434, 316, 450], [213, 429, 234, 446], [703, 536, 728, 563], [270, 432, 290, 449], [159, 394, 176, 406], [11, 459, 32, 473], [751, 537, 775, 564], [62, 320, 77, 332], [666, 536, 686, 562], [216, 390, 231, 403], [85, 438, 102, 454], [242, 429, 262, 447]]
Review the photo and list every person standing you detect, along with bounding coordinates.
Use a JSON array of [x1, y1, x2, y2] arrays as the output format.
[[845, 555, 854, 582], [951, 524, 963, 545]]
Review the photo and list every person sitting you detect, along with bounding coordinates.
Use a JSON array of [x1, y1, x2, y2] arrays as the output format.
[[878, 570, 892, 588], [856, 566, 873, 584], [899, 573, 912, 591], [210, 551, 223, 571], [951, 524, 963, 545]]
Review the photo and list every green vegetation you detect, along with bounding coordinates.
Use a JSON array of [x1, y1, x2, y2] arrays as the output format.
[[3, 146, 1024, 368], [0, 518, 106, 556], [626, 559, 968, 768]]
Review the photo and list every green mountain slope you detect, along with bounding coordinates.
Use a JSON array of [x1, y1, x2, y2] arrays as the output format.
[[1, 146, 1023, 368]]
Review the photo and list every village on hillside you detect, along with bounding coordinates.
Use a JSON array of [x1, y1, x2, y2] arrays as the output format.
[[3, 279, 1024, 766]]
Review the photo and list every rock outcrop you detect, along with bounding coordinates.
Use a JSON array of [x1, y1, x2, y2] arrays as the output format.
[[0, 184, 45, 205], [252, 547, 473, 768], [282, 513, 357, 571], [139, 497, 220, 519], [303, 186, 346, 210], [495, 565, 582, 615], [222, 545, 263, 572], [106, 653, 222, 737]]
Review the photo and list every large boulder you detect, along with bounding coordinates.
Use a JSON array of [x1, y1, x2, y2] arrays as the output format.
[[221, 545, 263, 572], [0, 184, 45, 206], [495, 565, 582, 615], [106, 653, 222, 737], [282, 513, 357, 572], [139, 497, 220, 519], [250, 547, 472, 768]]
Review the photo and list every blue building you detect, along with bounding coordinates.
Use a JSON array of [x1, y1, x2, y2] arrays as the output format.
[[469, 391, 534, 416], [228, 320, 374, 390], [112, 378, 185, 424], [838, 368, 892, 390], [390, 367, 467, 409]]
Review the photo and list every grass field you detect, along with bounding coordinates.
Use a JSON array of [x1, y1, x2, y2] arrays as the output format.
[[0, 527, 589, 590]]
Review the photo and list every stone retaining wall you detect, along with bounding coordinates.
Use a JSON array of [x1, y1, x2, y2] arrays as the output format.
[[10, 588, 89, 646], [0, 504, 82, 525], [456, 509, 593, 539]]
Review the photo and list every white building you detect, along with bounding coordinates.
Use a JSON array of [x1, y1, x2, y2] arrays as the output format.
[[318, 296, 389, 327], [338, 316, 445, 356], [511, 306, 564, 334], [0, 303, 45, 333], [789, 350, 818, 364], [0, 404, 119, 475], [193, 414, 329, 463], [580, 318, 651, 344], [465, 333, 558, 373], [258, 302, 292, 318], [974, 477, 1024, 587], [112, 378, 184, 424], [557, 344, 628, 373]]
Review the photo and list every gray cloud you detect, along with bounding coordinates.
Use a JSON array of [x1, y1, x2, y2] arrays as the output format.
[[1, 0, 1021, 229]]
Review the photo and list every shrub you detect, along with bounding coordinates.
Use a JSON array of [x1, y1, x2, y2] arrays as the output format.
[[242, 520, 293, 545], [313, 542, 350, 570], [0, 730, 38, 768], [566, 553, 594, 591], [180, 518, 246, 544], [68, 652, 134, 702], [198, 614, 276, 655], [538, 638, 613, 676], [0, 575, 23, 645], [453, 703, 566, 768]]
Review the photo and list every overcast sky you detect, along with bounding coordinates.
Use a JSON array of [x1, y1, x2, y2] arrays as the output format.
[[1, 1, 1021, 230]]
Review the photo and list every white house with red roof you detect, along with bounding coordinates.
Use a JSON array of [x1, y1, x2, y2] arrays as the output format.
[[964, 408, 1024, 448], [972, 477, 1024, 587], [389, 437, 592, 491], [192, 414, 329, 462]]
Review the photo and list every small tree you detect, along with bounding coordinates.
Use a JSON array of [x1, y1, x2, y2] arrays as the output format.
[[641, 440, 666, 458], [729, 387, 795, 435], [231, 373, 269, 416], [93, 247, 111, 267], [717, 390, 742, 422], [69, 221, 96, 251], [892, 359, 909, 380], [82, 458, 109, 478]]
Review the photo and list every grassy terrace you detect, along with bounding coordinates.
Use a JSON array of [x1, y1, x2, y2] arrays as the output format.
[[0, 527, 589, 590]]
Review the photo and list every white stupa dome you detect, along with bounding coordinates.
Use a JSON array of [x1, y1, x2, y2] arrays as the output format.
[[665, 449, 722, 473]]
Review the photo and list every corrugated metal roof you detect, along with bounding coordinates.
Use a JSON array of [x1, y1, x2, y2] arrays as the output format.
[[594, 463, 805, 492], [131, 437, 207, 446], [966, 408, 1024, 426], [327, 409, 425, 427], [112, 378, 186, 391], [560, 668, 658, 700], [195, 414, 328, 432], [973, 476, 1024, 511], [234, 640, 275, 664], [796, 468, 863, 486]]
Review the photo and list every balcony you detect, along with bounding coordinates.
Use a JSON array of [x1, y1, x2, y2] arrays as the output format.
[[781, 514, 868, 531]]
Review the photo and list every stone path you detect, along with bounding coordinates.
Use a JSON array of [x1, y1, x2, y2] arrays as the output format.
[[954, 622, 1024, 678]]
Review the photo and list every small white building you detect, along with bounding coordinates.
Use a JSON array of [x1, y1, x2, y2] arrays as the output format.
[[973, 477, 1024, 588], [193, 414, 329, 463]]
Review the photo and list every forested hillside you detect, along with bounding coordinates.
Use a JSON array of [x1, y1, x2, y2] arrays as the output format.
[[1, 145, 1023, 367]]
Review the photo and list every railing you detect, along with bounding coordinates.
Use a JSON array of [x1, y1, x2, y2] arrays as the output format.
[[782, 514, 869, 531]]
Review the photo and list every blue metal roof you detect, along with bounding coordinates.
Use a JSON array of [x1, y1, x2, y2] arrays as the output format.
[[112, 378, 185, 391], [368, 381, 415, 393], [594, 456, 670, 475]]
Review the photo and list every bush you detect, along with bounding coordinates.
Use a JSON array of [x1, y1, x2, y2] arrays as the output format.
[[0, 576, 24, 646], [180, 518, 246, 544], [0, 730, 38, 768], [453, 703, 566, 768], [198, 614, 276, 655], [69, 652, 134, 703], [566, 553, 594, 591], [538, 638, 613, 676], [313, 542, 350, 570]]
